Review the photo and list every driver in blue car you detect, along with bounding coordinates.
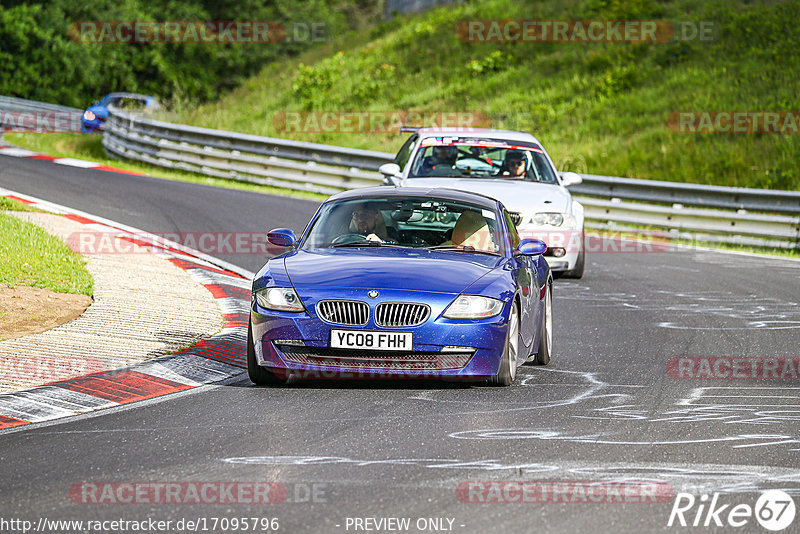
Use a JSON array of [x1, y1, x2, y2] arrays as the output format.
[[349, 203, 398, 243]]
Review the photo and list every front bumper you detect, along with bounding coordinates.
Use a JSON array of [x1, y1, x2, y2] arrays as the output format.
[[250, 288, 511, 380], [518, 226, 582, 272]]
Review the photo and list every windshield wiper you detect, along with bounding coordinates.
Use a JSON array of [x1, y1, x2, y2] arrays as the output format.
[[331, 241, 408, 248], [425, 244, 500, 256]]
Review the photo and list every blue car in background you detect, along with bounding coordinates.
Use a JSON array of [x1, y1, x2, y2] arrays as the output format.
[[248, 187, 553, 387], [82, 92, 159, 133]]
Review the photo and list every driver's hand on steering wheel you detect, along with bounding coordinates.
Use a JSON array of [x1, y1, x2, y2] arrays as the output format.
[[365, 233, 384, 243]]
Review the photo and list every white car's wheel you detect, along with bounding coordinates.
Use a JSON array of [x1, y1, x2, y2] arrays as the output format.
[[562, 228, 585, 279]]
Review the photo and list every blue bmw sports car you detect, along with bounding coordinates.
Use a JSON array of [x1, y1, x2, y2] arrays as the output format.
[[248, 187, 553, 386]]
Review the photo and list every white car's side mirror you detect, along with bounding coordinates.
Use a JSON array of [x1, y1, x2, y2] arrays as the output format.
[[379, 162, 402, 178], [560, 171, 583, 187]]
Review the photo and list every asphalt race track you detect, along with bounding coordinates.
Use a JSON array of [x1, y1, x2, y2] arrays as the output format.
[[2, 155, 800, 533]]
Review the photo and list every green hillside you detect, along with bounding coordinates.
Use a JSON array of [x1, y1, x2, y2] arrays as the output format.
[[176, 0, 800, 190]]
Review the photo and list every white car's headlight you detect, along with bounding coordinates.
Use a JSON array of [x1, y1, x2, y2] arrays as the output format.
[[83, 110, 96, 121], [531, 212, 564, 226], [529, 212, 577, 229], [443, 295, 504, 319], [254, 287, 305, 312]]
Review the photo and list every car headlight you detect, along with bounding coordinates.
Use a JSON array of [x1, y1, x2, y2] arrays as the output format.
[[443, 295, 504, 319], [531, 212, 564, 226], [529, 212, 577, 229], [83, 110, 96, 121], [254, 287, 305, 312]]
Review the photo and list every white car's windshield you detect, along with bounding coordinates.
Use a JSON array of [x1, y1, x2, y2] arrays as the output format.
[[302, 196, 505, 255], [408, 137, 558, 183]]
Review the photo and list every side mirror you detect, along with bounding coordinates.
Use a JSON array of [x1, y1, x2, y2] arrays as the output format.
[[267, 228, 296, 247], [517, 238, 547, 256], [560, 171, 583, 187], [379, 162, 402, 179]]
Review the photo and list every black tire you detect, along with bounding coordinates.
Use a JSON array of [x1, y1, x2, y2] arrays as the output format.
[[534, 284, 552, 365], [487, 301, 520, 386], [561, 229, 585, 279], [247, 319, 287, 386]]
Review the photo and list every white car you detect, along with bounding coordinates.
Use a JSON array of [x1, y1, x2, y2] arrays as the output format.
[[379, 127, 585, 278]]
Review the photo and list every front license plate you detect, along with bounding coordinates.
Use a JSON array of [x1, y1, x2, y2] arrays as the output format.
[[330, 330, 413, 351]]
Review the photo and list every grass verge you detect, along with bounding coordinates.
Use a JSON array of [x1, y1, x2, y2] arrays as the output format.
[[0, 205, 93, 295], [0, 197, 43, 213]]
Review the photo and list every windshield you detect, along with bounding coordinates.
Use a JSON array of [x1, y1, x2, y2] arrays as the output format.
[[302, 196, 505, 255], [408, 137, 558, 183]]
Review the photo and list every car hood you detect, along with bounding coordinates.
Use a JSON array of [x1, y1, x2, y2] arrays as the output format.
[[282, 248, 504, 293], [402, 178, 571, 213]]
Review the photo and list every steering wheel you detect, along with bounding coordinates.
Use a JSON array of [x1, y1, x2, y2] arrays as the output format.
[[331, 233, 369, 245]]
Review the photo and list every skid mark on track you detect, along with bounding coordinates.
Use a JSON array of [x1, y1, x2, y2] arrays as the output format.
[[443, 380, 800, 452], [220, 456, 800, 495], [408, 368, 608, 413], [558, 285, 800, 330], [448, 428, 800, 448]]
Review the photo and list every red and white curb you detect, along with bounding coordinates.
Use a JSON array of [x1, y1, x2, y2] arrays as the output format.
[[0, 139, 146, 176], [0, 189, 255, 431]]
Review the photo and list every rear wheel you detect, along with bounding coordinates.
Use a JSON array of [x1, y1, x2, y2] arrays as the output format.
[[534, 284, 552, 365], [488, 302, 519, 386], [247, 319, 287, 386]]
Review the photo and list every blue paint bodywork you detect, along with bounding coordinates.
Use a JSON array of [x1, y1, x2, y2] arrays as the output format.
[[250, 187, 551, 381], [81, 93, 159, 133]]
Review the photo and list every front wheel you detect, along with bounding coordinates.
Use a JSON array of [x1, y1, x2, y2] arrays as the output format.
[[487, 302, 519, 386], [247, 319, 287, 386], [533, 284, 552, 365]]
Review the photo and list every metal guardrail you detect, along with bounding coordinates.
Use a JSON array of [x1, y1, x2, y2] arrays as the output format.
[[572, 174, 800, 215], [0, 96, 83, 133], [100, 106, 800, 249], [580, 197, 800, 249], [0, 96, 81, 114]]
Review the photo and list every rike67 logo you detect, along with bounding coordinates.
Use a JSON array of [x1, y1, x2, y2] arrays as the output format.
[[668, 490, 796, 531]]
